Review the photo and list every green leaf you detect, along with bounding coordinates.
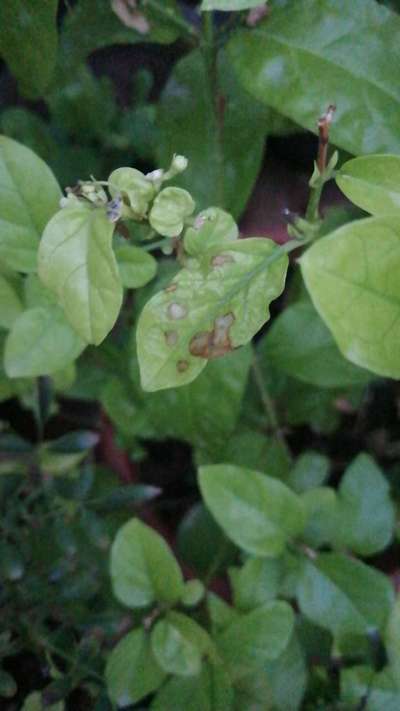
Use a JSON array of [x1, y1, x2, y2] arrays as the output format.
[[263, 633, 308, 711], [297, 554, 395, 640], [38, 204, 123, 345], [216, 601, 294, 678], [177, 503, 236, 578], [156, 50, 269, 218], [228, 0, 400, 155], [137, 237, 288, 391], [108, 167, 155, 219], [0, 108, 56, 164], [263, 300, 372, 388], [337, 154, 400, 216], [132, 346, 252, 456], [151, 664, 234, 711], [151, 612, 212, 677], [110, 518, 184, 608], [105, 629, 165, 708], [201, 0, 263, 9], [300, 216, 400, 379], [301, 487, 338, 548], [0, 0, 58, 98], [0, 275, 23, 330], [214, 428, 291, 482], [184, 208, 238, 257], [289, 451, 329, 493], [59, 0, 182, 71], [341, 666, 400, 711], [334, 453, 395, 556], [21, 691, 64, 711], [181, 580, 205, 608], [4, 306, 85, 378], [198, 464, 306, 556], [149, 187, 195, 237], [116, 245, 157, 289], [229, 557, 281, 611], [0, 136, 61, 272], [386, 595, 400, 688]]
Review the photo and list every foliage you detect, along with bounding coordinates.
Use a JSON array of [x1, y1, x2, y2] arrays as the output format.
[[0, 0, 400, 709]]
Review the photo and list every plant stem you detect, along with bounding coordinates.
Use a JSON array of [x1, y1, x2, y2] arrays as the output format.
[[305, 105, 336, 225], [202, 12, 225, 208], [142, 238, 168, 252], [251, 350, 292, 460]]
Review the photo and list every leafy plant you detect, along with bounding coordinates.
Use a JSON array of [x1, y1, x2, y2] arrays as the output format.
[[1, 0, 400, 708]]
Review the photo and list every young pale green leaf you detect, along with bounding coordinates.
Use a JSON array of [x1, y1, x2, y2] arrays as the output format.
[[337, 155, 400, 216], [184, 208, 238, 258], [297, 554, 395, 640], [149, 187, 195, 237], [229, 557, 282, 611], [110, 518, 184, 608], [105, 629, 166, 708], [0, 1, 58, 98], [0, 136, 61, 272], [156, 50, 269, 218], [108, 167, 155, 219], [228, 0, 400, 155], [300, 216, 400, 379], [151, 664, 234, 711], [0, 275, 23, 330], [200, 1, 263, 10], [4, 306, 85, 378], [263, 301, 372, 388], [198, 464, 306, 556], [216, 601, 294, 678], [38, 205, 122, 345], [115, 245, 157, 288], [137, 238, 288, 391], [151, 612, 212, 677], [334, 453, 395, 556]]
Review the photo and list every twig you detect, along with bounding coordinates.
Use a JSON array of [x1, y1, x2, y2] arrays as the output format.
[[317, 104, 336, 173], [251, 350, 292, 461]]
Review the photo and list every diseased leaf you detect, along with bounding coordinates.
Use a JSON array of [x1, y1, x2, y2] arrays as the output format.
[[198, 464, 306, 556], [216, 601, 294, 678], [300, 216, 400, 379], [0, 0, 58, 98], [4, 306, 85, 378], [110, 518, 184, 608], [38, 204, 123, 345], [157, 50, 269, 218], [297, 554, 395, 640], [263, 300, 372, 388], [0, 136, 61, 272], [137, 237, 288, 391], [228, 0, 400, 155], [105, 629, 165, 708], [116, 245, 157, 288], [337, 154, 400, 216]]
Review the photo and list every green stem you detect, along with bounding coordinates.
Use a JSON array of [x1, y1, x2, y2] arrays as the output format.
[[305, 180, 324, 225], [142, 238, 169, 252], [202, 12, 225, 208], [251, 350, 292, 460], [145, 0, 198, 40]]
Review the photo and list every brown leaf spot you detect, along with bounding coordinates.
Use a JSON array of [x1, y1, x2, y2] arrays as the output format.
[[189, 312, 235, 360], [177, 360, 189, 373], [168, 302, 187, 320], [165, 330, 178, 347], [165, 283, 177, 293], [211, 254, 235, 268]]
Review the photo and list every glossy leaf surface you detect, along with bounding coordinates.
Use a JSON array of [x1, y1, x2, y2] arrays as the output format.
[[337, 155, 400, 215], [301, 216, 400, 379], [38, 205, 122, 345], [228, 0, 400, 155]]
